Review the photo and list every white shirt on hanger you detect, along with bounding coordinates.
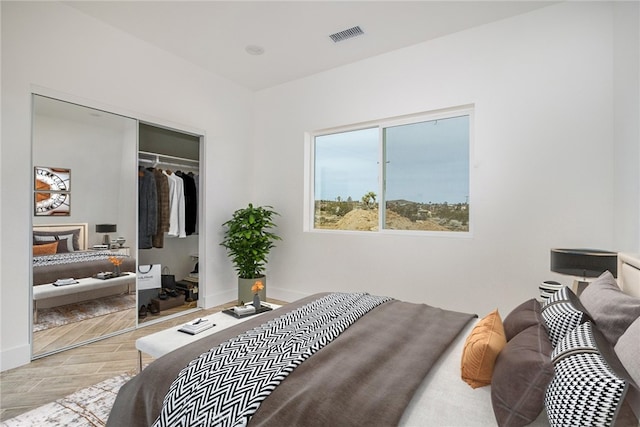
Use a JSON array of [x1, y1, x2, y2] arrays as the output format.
[[164, 170, 186, 238]]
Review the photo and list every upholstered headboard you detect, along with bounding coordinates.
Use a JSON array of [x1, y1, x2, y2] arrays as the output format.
[[618, 252, 640, 298], [33, 223, 88, 251]]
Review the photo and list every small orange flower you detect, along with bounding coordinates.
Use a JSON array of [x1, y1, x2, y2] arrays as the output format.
[[108, 256, 123, 266], [251, 280, 264, 294]]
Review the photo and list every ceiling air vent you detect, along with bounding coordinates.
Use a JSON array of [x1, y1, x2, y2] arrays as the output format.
[[329, 26, 364, 43]]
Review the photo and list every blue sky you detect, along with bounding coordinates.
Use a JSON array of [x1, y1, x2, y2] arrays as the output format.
[[314, 115, 469, 204]]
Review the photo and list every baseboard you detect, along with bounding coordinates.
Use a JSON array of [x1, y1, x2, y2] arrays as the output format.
[[267, 286, 310, 304], [1, 343, 31, 372]]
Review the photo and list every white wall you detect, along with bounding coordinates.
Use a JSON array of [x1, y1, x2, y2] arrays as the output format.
[[613, 2, 640, 252], [1, 1, 254, 370], [253, 2, 639, 315]]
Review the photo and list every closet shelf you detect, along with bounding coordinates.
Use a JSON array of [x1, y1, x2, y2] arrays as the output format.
[[138, 150, 199, 169]]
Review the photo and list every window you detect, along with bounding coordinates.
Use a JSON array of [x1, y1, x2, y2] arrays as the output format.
[[310, 106, 472, 234]]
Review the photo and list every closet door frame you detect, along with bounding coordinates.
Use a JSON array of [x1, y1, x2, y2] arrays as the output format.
[[136, 122, 205, 327]]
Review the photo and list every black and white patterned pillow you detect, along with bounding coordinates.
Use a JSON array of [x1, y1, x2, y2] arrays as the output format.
[[541, 286, 591, 347], [539, 280, 564, 302], [545, 322, 630, 427]]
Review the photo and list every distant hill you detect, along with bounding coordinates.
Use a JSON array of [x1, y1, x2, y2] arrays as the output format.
[[333, 209, 449, 231]]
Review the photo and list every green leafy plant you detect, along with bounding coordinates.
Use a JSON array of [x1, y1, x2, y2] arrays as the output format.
[[220, 204, 282, 279]]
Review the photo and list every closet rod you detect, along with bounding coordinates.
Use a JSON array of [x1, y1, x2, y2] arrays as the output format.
[[138, 158, 199, 170], [138, 150, 199, 166]]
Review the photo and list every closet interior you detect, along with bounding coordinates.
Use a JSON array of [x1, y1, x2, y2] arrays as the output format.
[[137, 123, 201, 323]]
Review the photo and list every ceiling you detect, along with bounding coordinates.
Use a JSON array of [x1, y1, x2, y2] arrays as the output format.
[[66, 1, 556, 92]]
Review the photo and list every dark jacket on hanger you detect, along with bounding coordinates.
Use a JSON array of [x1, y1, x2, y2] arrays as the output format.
[[138, 167, 157, 249], [176, 171, 197, 235], [151, 168, 170, 248]]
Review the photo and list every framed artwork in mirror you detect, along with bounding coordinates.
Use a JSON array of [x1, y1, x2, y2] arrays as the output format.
[[34, 166, 71, 216], [34, 166, 70, 191]]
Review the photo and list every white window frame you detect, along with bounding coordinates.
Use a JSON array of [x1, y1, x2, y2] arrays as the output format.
[[304, 104, 474, 237]]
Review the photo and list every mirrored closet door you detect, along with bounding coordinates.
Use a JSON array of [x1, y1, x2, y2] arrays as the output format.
[[31, 95, 138, 358]]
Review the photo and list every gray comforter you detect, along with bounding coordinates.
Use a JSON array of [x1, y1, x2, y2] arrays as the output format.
[[108, 293, 475, 427]]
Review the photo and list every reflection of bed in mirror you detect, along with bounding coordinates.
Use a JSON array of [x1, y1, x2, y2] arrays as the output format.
[[32, 223, 136, 321]]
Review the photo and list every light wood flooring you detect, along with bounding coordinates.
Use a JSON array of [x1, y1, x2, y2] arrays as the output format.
[[0, 298, 287, 422], [33, 297, 196, 357], [33, 306, 136, 357]]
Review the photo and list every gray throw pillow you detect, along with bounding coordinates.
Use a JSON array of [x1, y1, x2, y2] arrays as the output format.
[[55, 238, 70, 253], [491, 323, 554, 427], [615, 316, 640, 387], [503, 299, 542, 341], [580, 271, 640, 345]]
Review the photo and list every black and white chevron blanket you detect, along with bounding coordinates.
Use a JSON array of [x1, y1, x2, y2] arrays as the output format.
[[152, 292, 392, 427], [32, 250, 122, 267]]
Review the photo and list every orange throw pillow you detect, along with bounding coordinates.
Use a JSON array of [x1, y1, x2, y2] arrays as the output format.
[[461, 309, 507, 388], [33, 241, 59, 256]]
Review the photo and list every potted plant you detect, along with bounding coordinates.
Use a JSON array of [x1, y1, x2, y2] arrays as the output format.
[[221, 203, 281, 305]]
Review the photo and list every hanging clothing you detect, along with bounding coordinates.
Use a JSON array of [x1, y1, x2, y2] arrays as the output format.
[[164, 170, 186, 238], [176, 171, 197, 236], [138, 167, 157, 249], [152, 168, 170, 248], [192, 173, 199, 235]]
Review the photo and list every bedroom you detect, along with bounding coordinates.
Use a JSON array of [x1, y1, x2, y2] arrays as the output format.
[[1, 0, 639, 422]]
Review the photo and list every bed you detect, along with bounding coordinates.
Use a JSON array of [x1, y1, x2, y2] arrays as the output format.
[[32, 223, 136, 320], [108, 253, 640, 427], [32, 223, 135, 285]]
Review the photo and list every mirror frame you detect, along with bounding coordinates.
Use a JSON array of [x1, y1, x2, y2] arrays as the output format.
[[31, 94, 139, 358]]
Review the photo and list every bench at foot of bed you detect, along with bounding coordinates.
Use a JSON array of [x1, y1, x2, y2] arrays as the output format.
[[33, 273, 135, 322]]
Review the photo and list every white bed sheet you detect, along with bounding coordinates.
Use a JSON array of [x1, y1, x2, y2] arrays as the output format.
[[399, 319, 549, 427]]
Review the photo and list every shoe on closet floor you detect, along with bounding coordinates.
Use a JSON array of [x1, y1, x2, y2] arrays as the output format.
[[148, 303, 159, 315], [164, 288, 179, 298], [138, 305, 147, 319]]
